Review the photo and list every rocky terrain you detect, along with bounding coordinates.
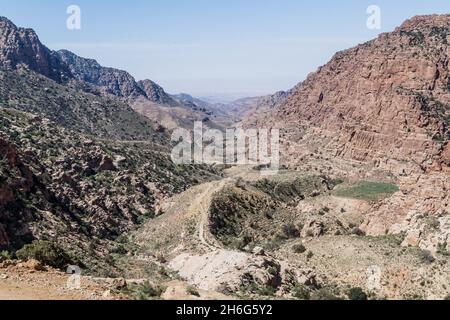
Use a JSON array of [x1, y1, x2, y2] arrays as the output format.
[[56, 48, 231, 130], [246, 14, 450, 256], [1, 15, 450, 301]]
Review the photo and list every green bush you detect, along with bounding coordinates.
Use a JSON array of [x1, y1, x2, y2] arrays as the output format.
[[292, 244, 307, 254], [186, 285, 200, 297], [0, 250, 12, 262], [292, 284, 311, 300], [282, 223, 300, 239], [418, 250, 436, 264], [348, 287, 368, 300], [16, 241, 73, 269], [122, 282, 166, 300]]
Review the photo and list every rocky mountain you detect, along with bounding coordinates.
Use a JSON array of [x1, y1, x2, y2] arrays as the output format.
[[246, 15, 450, 254], [227, 90, 293, 121], [0, 67, 165, 142], [0, 16, 229, 133], [173, 93, 213, 110], [0, 17, 222, 276], [0, 107, 220, 274], [262, 15, 450, 172], [58, 49, 231, 130], [0, 17, 71, 83], [137, 79, 179, 106], [57, 49, 147, 99]]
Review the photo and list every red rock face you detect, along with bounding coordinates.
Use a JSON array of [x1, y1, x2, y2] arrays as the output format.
[[267, 15, 450, 172], [247, 15, 450, 251]]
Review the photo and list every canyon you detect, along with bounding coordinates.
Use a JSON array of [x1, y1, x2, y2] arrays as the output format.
[[0, 15, 449, 300]]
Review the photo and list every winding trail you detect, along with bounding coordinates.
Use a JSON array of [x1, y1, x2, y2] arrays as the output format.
[[196, 179, 231, 251]]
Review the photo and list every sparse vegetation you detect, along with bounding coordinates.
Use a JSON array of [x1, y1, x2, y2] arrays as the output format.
[[418, 250, 436, 264], [292, 284, 311, 300], [310, 288, 340, 301], [281, 223, 300, 239], [348, 287, 368, 301], [121, 282, 166, 300], [15, 241, 74, 269], [0, 250, 12, 262], [335, 181, 399, 201], [292, 244, 307, 254], [186, 285, 200, 297]]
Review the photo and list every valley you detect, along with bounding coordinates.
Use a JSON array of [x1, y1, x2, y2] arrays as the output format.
[[0, 14, 450, 301]]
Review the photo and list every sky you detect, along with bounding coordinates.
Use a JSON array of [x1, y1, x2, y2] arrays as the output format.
[[1, 0, 450, 99]]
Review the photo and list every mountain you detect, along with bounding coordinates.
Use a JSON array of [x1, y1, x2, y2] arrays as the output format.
[[0, 17, 71, 83], [137, 79, 179, 106], [56, 50, 231, 130], [57, 49, 147, 99], [253, 15, 450, 172], [173, 93, 212, 109], [0, 107, 220, 274], [226, 90, 293, 120], [0, 16, 231, 132], [246, 15, 450, 251], [0, 67, 166, 141], [0, 17, 222, 276]]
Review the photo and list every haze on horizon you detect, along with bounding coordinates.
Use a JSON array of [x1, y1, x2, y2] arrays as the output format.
[[1, 0, 450, 100]]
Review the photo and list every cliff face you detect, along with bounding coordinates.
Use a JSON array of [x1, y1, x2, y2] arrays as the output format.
[[57, 49, 149, 99], [0, 17, 71, 82], [264, 15, 450, 173], [137, 79, 179, 106], [246, 15, 450, 250]]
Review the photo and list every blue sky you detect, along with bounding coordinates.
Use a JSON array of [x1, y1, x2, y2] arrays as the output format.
[[1, 0, 450, 98]]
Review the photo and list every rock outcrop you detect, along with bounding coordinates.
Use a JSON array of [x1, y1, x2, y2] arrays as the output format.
[[267, 15, 450, 172], [246, 15, 450, 252], [0, 17, 71, 82]]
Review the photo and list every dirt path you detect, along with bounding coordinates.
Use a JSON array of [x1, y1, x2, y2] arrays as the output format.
[[0, 267, 115, 300], [196, 179, 231, 251]]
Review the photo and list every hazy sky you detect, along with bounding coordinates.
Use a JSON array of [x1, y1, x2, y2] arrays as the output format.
[[1, 0, 450, 98]]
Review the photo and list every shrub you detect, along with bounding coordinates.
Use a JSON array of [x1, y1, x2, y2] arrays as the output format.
[[292, 284, 311, 300], [437, 243, 449, 256], [282, 223, 300, 239], [348, 287, 368, 300], [186, 285, 200, 297], [351, 227, 366, 236], [16, 241, 73, 269], [0, 250, 12, 262], [310, 288, 340, 300], [292, 244, 307, 254], [123, 282, 165, 300], [418, 250, 436, 264]]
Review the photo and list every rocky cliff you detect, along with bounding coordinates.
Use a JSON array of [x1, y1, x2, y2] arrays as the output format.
[[267, 15, 450, 172], [0, 17, 71, 83], [246, 15, 450, 253]]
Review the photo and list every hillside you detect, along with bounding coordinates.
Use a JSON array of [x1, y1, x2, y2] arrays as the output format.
[[245, 15, 450, 254], [257, 15, 450, 172], [0, 107, 220, 274]]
